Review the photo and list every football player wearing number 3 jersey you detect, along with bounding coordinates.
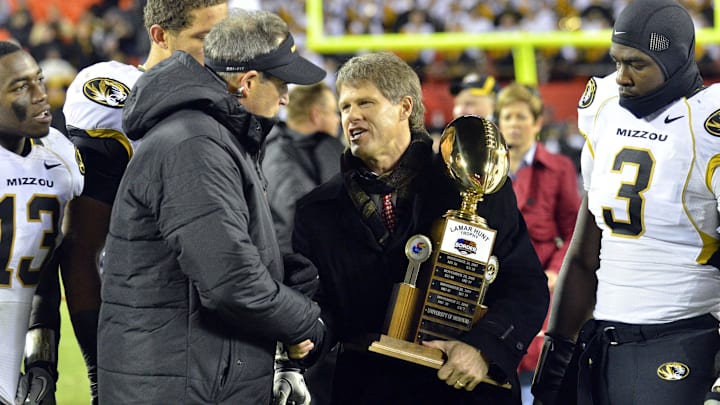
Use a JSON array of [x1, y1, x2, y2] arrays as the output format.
[[0, 41, 83, 405], [531, 1, 720, 405]]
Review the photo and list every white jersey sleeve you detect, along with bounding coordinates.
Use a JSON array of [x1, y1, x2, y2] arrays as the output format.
[[63, 61, 144, 155], [0, 129, 83, 403], [577, 73, 619, 192], [64, 61, 143, 204], [64, 61, 142, 134]]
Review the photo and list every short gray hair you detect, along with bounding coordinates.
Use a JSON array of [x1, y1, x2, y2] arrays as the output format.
[[336, 52, 426, 132], [203, 9, 288, 82]]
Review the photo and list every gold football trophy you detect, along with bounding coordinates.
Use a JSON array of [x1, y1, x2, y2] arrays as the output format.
[[369, 115, 510, 388]]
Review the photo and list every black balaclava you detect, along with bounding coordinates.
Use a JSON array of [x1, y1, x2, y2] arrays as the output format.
[[612, 0, 703, 118]]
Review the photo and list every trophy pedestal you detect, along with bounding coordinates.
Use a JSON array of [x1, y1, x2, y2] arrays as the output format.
[[369, 335, 512, 389], [369, 334, 444, 368]]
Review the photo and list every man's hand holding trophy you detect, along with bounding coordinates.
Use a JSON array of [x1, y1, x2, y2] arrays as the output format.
[[369, 115, 511, 390]]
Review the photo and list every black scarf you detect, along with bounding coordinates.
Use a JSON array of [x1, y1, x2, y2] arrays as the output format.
[[342, 130, 434, 245], [619, 56, 703, 118]]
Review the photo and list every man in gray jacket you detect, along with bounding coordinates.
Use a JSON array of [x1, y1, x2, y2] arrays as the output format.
[[97, 10, 327, 404], [262, 82, 344, 255]]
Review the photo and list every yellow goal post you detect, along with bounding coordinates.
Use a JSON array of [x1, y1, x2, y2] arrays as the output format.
[[305, 0, 720, 85]]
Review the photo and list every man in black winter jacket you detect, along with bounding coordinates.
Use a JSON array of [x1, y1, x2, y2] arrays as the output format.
[[97, 10, 327, 404]]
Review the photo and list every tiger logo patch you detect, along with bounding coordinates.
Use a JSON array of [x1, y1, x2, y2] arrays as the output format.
[[704, 108, 720, 137], [83, 78, 131, 109], [656, 362, 689, 381], [578, 78, 597, 109]]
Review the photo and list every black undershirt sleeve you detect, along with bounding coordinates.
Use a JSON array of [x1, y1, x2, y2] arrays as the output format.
[[68, 128, 131, 205]]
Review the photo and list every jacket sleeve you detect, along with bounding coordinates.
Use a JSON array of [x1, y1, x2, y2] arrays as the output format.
[[262, 139, 318, 255], [458, 179, 550, 382], [547, 159, 581, 272], [154, 136, 324, 346]]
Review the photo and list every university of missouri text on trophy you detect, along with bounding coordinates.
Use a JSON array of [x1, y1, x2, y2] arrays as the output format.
[[369, 115, 510, 388]]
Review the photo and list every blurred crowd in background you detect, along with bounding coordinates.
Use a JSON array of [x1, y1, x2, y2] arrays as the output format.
[[1, 0, 719, 172]]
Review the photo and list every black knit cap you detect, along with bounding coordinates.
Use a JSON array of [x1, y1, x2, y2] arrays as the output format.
[[611, 0, 695, 79], [612, 0, 703, 118]]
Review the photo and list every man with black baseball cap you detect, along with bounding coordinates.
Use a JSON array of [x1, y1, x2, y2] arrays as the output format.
[[531, 1, 720, 404], [97, 9, 328, 404], [450, 73, 500, 121]]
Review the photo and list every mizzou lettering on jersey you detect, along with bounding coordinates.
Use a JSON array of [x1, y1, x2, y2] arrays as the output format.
[[615, 128, 669, 142], [6, 178, 55, 187]]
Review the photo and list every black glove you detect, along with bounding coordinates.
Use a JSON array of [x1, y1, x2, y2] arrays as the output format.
[[531, 333, 575, 405], [19, 328, 57, 405], [704, 348, 720, 404], [706, 391, 720, 405], [15, 365, 56, 405], [283, 253, 319, 297]]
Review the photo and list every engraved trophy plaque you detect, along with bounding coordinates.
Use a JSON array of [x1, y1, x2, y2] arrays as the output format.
[[369, 116, 510, 388]]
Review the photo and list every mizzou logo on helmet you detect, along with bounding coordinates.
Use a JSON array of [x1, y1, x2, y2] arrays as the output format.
[[578, 78, 597, 109], [83, 77, 131, 109], [704, 108, 720, 137], [656, 362, 689, 381]]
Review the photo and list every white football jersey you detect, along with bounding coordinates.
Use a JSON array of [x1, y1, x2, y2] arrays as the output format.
[[578, 73, 720, 324], [0, 129, 83, 403], [63, 61, 144, 157]]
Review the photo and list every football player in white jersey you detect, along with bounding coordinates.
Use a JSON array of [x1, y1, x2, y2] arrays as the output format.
[[0, 41, 83, 405], [38, 1, 228, 403], [531, 1, 720, 404]]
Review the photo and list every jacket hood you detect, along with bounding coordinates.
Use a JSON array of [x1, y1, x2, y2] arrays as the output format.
[[122, 51, 276, 150]]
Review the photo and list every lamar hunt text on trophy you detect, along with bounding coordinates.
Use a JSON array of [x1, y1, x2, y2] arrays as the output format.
[[369, 115, 510, 389]]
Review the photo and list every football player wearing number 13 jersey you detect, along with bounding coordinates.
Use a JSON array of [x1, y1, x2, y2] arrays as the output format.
[[531, 1, 720, 405], [0, 42, 83, 404]]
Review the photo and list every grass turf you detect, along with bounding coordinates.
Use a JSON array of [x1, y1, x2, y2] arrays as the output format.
[[56, 299, 91, 405]]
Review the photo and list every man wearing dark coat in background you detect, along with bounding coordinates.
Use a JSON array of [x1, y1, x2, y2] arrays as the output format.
[[262, 82, 344, 255]]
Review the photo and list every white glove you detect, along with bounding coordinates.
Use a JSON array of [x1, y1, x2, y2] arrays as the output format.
[[15, 366, 56, 405], [273, 368, 311, 405]]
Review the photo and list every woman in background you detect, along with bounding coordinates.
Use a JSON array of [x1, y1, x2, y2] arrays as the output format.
[[496, 82, 581, 405]]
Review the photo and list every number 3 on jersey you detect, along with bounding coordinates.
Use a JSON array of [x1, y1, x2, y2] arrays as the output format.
[[602, 147, 655, 237], [0, 194, 60, 287]]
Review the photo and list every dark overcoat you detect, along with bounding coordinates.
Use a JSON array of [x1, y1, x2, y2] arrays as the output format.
[[294, 153, 549, 404]]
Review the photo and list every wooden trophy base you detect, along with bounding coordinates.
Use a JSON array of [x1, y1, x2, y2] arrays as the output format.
[[369, 334, 444, 368], [369, 335, 511, 389]]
